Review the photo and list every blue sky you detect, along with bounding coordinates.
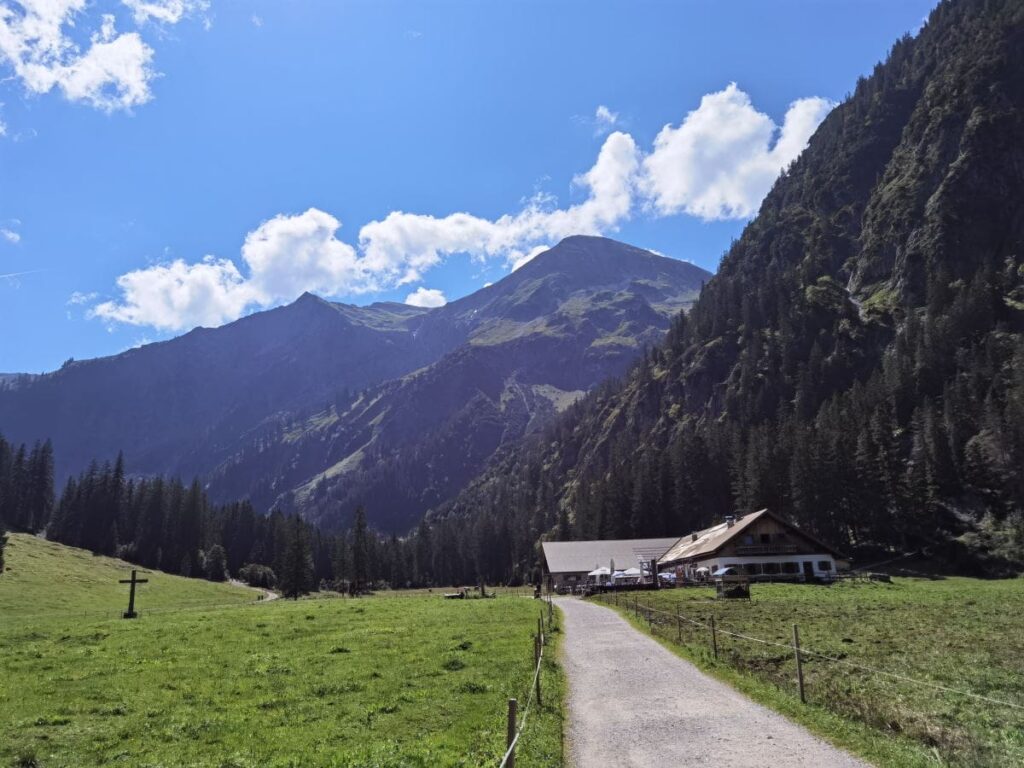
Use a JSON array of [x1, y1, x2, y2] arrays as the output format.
[[0, 0, 936, 373]]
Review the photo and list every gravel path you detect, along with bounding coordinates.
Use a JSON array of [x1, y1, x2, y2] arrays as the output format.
[[558, 597, 869, 768]]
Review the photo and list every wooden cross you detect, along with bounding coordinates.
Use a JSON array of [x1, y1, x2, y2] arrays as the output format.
[[119, 569, 149, 619]]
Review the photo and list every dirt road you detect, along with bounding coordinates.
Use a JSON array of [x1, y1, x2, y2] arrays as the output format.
[[558, 597, 869, 767]]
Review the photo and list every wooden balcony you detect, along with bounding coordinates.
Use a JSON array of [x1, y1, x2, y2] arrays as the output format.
[[733, 543, 800, 556]]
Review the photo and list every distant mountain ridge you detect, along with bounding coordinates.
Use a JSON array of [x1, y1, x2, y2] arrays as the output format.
[[0, 236, 710, 532]]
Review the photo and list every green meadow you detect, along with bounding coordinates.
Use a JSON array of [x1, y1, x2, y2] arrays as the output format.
[[597, 578, 1024, 767], [0, 535, 564, 767]]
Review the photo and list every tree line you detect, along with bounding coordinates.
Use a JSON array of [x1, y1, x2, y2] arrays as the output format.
[[0, 439, 431, 595]]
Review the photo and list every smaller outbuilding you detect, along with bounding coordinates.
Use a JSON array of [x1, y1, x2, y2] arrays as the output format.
[[541, 537, 679, 591]]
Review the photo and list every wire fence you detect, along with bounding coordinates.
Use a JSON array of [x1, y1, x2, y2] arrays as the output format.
[[598, 591, 1024, 712], [498, 592, 555, 768]]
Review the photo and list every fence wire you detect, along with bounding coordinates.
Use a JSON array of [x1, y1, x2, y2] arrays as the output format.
[[601, 594, 1024, 712]]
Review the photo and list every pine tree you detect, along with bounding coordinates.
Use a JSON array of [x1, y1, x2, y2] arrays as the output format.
[[0, 518, 7, 574], [351, 506, 369, 593]]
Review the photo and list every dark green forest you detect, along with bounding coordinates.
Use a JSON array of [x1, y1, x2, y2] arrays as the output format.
[[0, 433, 469, 592]]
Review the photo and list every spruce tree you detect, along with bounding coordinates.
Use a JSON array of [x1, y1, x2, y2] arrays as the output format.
[[352, 506, 369, 593], [279, 515, 313, 600]]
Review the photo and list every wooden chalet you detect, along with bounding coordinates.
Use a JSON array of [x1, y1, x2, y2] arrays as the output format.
[[658, 509, 844, 582]]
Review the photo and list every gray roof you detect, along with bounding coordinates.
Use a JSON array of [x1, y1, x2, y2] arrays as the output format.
[[542, 538, 679, 574], [658, 508, 842, 565]]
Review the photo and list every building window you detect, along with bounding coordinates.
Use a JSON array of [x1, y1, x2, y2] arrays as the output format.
[[742, 534, 754, 545], [776, 532, 788, 541], [762, 562, 780, 575], [760, 533, 771, 544], [817, 561, 833, 571], [743, 563, 762, 575], [782, 562, 799, 574]]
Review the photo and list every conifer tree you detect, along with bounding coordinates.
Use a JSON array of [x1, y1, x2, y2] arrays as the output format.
[[279, 515, 313, 600]]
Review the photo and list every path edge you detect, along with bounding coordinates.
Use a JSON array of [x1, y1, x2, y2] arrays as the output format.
[[578, 597, 933, 768]]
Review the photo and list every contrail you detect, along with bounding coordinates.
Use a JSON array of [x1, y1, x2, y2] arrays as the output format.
[[0, 270, 46, 279]]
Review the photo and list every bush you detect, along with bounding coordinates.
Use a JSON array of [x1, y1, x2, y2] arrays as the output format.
[[238, 563, 276, 589]]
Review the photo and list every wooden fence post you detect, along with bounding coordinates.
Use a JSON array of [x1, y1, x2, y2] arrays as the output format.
[[535, 654, 543, 708], [793, 623, 806, 703], [710, 615, 718, 660], [676, 613, 682, 642], [506, 698, 518, 768]]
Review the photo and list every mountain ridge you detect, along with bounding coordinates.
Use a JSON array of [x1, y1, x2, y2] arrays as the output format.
[[0, 237, 711, 533]]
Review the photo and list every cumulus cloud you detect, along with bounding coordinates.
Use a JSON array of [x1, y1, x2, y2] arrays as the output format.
[[0, 0, 202, 112], [640, 83, 833, 220], [1, 227, 19, 243], [92, 209, 366, 331], [358, 130, 639, 284], [94, 84, 832, 332], [404, 287, 446, 308]]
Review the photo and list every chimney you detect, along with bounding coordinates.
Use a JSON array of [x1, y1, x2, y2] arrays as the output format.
[[725, 515, 735, 528], [691, 533, 699, 542]]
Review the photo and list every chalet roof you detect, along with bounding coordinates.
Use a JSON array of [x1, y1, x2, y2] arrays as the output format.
[[542, 538, 678, 575], [658, 509, 843, 565]]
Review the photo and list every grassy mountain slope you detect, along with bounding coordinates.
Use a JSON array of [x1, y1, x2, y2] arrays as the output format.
[[432, 0, 1024, 577], [0, 297, 438, 482]]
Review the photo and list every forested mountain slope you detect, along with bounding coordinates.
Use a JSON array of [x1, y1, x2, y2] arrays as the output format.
[[430, 0, 1024, 583]]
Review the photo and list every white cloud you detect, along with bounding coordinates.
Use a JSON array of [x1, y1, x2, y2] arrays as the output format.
[[357, 130, 639, 283], [251, 15, 263, 28], [0, 0, 202, 112], [594, 104, 618, 132], [404, 287, 446, 308], [122, 0, 207, 26], [91, 209, 366, 331], [640, 83, 833, 221], [95, 84, 832, 332], [67, 290, 98, 305], [1, 227, 19, 243]]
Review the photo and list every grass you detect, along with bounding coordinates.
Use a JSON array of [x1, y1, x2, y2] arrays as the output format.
[[0, 536, 564, 767], [0, 534, 259, 624], [594, 578, 1024, 767]]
